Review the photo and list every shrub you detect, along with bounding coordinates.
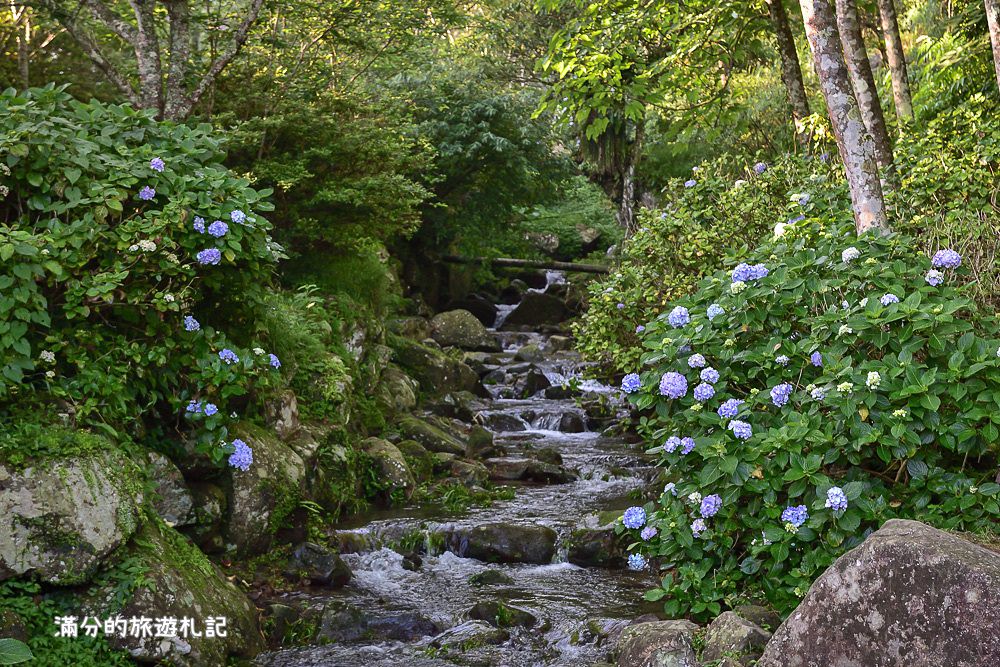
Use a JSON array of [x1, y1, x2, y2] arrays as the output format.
[[0, 86, 281, 464], [618, 218, 1000, 618]]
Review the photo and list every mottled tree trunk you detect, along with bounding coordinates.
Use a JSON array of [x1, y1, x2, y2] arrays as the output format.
[[766, 0, 811, 142], [987, 0, 1000, 93], [798, 0, 889, 234], [834, 0, 894, 173], [617, 122, 645, 237], [128, 0, 164, 114], [163, 0, 192, 120], [17, 8, 30, 88], [877, 0, 913, 123]]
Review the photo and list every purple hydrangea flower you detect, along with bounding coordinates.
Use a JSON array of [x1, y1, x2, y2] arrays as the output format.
[[668, 306, 690, 328], [635, 325, 645, 334], [664, 482, 677, 495], [707, 304, 724, 321], [753, 161, 768, 174], [640, 526, 658, 541], [826, 486, 848, 511], [691, 518, 707, 537], [880, 293, 900, 306], [664, 436, 681, 453], [269, 353, 281, 369], [931, 249, 962, 269], [781, 504, 809, 527], [623, 506, 647, 529], [197, 248, 222, 265], [219, 348, 239, 364], [228, 438, 253, 471], [718, 398, 743, 418], [621, 373, 642, 394], [185, 400, 203, 413], [788, 215, 806, 223], [732, 263, 768, 282], [775, 355, 790, 366], [193, 216, 206, 233], [680, 437, 696, 455], [150, 157, 165, 172], [796, 193, 811, 205], [810, 351, 822, 367], [139, 186, 156, 201], [750, 264, 769, 280], [770, 383, 793, 407], [811, 387, 827, 401], [230, 209, 247, 224], [693, 382, 715, 402], [184, 315, 200, 332], [208, 220, 229, 237], [684, 179, 697, 188], [700, 494, 722, 517], [729, 419, 753, 440], [617, 303, 625, 310], [925, 270, 944, 286], [659, 372, 688, 399], [688, 353, 706, 368], [701, 367, 720, 384], [819, 152, 830, 162], [627, 553, 647, 570], [203, 402, 218, 416]]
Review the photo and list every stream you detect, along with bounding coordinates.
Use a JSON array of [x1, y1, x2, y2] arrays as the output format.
[[257, 273, 659, 667]]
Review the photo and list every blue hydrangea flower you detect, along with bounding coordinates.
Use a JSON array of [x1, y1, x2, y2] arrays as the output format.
[[700, 494, 722, 517], [732, 263, 753, 282], [707, 304, 724, 321], [668, 306, 690, 328], [925, 269, 944, 286], [616, 303, 625, 309], [811, 387, 827, 401], [139, 186, 156, 201], [701, 367, 720, 384], [691, 518, 707, 537], [788, 214, 806, 223], [688, 353, 706, 368], [230, 210, 247, 224], [150, 157, 165, 172], [680, 437, 696, 455], [664, 482, 677, 495], [729, 420, 752, 440], [621, 373, 642, 394], [623, 506, 647, 529], [826, 486, 848, 511], [770, 383, 793, 407], [810, 351, 822, 367], [228, 438, 253, 471], [931, 249, 961, 269], [749, 264, 769, 280], [208, 220, 229, 237], [184, 316, 200, 332], [753, 161, 767, 174], [635, 325, 645, 333], [627, 553, 648, 570], [718, 398, 743, 418], [203, 402, 218, 416], [781, 504, 809, 527], [197, 248, 222, 265], [693, 382, 715, 402], [796, 193, 811, 205], [193, 216, 206, 233], [775, 355, 790, 366], [664, 436, 681, 453], [678, 345, 692, 354], [185, 400, 203, 413], [640, 526, 658, 541], [219, 348, 240, 364], [269, 353, 281, 369], [880, 293, 900, 306], [659, 372, 688, 399], [684, 179, 697, 188]]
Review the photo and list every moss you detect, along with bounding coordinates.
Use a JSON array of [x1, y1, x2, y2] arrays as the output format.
[[0, 425, 116, 471]]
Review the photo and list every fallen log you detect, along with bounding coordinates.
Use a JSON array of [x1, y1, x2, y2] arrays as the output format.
[[440, 255, 609, 274]]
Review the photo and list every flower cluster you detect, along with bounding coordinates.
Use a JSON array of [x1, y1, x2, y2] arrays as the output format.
[[728, 420, 752, 440], [208, 220, 229, 238], [880, 293, 899, 306], [621, 373, 642, 394], [841, 246, 860, 263], [218, 348, 240, 364], [150, 157, 165, 172], [700, 367, 720, 384], [770, 383, 793, 407], [623, 506, 647, 529], [228, 438, 253, 471], [688, 353, 706, 368], [693, 382, 715, 401], [668, 306, 690, 328], [699, 494, 722, 517], [731, 263, 768, 283], [781, 504, 809, 529], [931, 249, 962, 269], [628, 553, 648, 570], [826, 487, 848, 511], [197, 248, 222, 265], [659, 372, 688, 399], [139, 186, 156, 201], [184, 316, 200, 332], [717, 398, 743, 418], [707, 304, 724, 321]]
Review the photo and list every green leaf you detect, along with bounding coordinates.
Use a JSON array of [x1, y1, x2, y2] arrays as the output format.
[[0, 638, 33, 665], [644, 588, 667, 601], [906, 459, 929, 479]]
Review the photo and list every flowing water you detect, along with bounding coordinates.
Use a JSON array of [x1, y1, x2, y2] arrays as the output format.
[[257, 274, 658, 667]]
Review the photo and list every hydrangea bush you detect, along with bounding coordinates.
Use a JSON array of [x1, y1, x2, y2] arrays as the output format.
[[0, 86, 285, 468], [617, 218, 1000, 618]]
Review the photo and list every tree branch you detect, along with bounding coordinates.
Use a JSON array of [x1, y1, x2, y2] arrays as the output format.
[[80, 0, 136, 45]]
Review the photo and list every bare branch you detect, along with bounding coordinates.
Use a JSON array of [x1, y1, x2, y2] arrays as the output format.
[[80, 0, 137, 45]]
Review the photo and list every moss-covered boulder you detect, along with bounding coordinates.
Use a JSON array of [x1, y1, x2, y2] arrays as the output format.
[[501, 292, 569, 329], [398, 416, 466, 455], [445, 523, 557, 564], [567, 526, 627, 568], [395, 440, 435, 482], [223, 425, 306, 557], [362, 438, 416, 500], [376, 365, 420, 414], [430, 310, 500, 352], [390, 337, 482, 397], [82, 521, 262, 665], [0, 446, 144, 584], [143, 451, 194, 527]]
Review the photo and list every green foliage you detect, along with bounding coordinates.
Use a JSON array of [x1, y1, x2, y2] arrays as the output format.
[[516, 176, 620, 260], [575, 154, 841, 372], [0, 424, 110, 469], [0, 86, 282, 460], [623, 219, 1000, 618], [0, 639, 32, 666]]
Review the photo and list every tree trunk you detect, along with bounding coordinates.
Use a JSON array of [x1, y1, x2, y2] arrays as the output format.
[[128, 0, 164, 114], [798, 0, 889, 234], [766, 0, 811, 142], [617, 122, 644, 237], [834, 0, 894, 172], [987, 0, 1000, 94], [876, 0, 914, 123], [17, 6, 30, 88], [163, 0, 192, 120]]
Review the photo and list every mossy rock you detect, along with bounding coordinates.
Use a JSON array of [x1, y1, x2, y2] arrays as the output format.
[[430, 310, 500, 352], [395, 439, 434, 482], [376, 365, 420, 414], [389, 336, 482, 397], [361, 438, 416, 500], [397, 416, 466, 455]]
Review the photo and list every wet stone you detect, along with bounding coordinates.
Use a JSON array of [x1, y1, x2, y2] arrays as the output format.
[[468, 569, 515, 586], [468, 600, 537, 628], [701, 611, 770, 663], [283, 542, 352, 588], [446, 523, 557, 564]]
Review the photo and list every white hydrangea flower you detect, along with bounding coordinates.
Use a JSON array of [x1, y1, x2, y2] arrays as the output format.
[[45, 370, 55, 378], [837, 381, 854, 392], [730, 281, 747, 294], [842, 247, 860, 263], [138, 240, 157, 252], [866, 371, 881, 389], [892, 409, 907, 417], [39, 350, 55, 363], [860, 297, 869, 308], [734, 179, 747, 188], [688, 492, 702, 505], [253, 347, 265, 355], [128, 244, 140, 252], [163, 294, 175, 303], [838, 325, 853, 336]]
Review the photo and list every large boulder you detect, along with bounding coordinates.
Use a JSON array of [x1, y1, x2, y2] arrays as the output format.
[[398, 415, 466, 455], [283, 542, 352, 588], [264, 389, 300, 440], [484, 457, 577, 484], [0, 447, 143, 584], [376, 366, 419, 414], [144, 451, 195, 527], [362, 438, 416, 500], [83, 521, 262, 665], [446, 523, 557, 564], [757, 519, 1000, 667], [430, 310, 500, 352], [701, 611, 770, 663], [444, 296, 499, 328], [615, 620, 699, 667], [391, 337, 482, 397], [501, 291, 569, 329], [567, 526, 626, 568]]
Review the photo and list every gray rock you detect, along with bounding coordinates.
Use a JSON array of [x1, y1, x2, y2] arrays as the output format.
[[567, 527, 626, 568], [316, 600, 440, 643], [145, 451, 194, 527], [264, 389, 300, 440], [398, 416, 466, 455], [501, 292, 569, 329], [576, 224, 602, 253], [526, 231, 560, 254], [475, 411, 526, 432], [430, 310, 500, 352], [757, 519, 1000, 667], [444, 296, 499, 327], [469, 569, 515, 586], [546, 335, 573, 352], [446, 523, 557, 564], [388, 316, 432, 341], [498, 279, 529, 305], [182, 482, 227, 553], [558, 411, 587, 432], [484, 457, 577, 484], [0, 448, 143, 584], [429, 620, 509, 650], [425, 391, 477, 422], [514, 344, 545, 362], [513, 368, 551, 397], [450, 460, 490, 487], [732, 604, 781, 631], [615, 619, 699, 667], [701, 611, 770, 663], [391, 337, 482, 397], [468, 601, 537, 628], [284, 542, 351, 587], [377, 366, 419, 414], [362, 438, 416, 500], [466, 426, 504, 459]]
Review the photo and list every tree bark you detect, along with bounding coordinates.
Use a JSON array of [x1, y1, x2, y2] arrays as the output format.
[[13, 3, 30, 88], [163, 0, 192, 120], [766, 0, 811, 141], [798, 0, 889, 234], [987, 0, 1000, 94], [834, 0, 894, 172], [876, 0, 913, 123], [127, 0, 164, 114], [617, 121, 644, 237]]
